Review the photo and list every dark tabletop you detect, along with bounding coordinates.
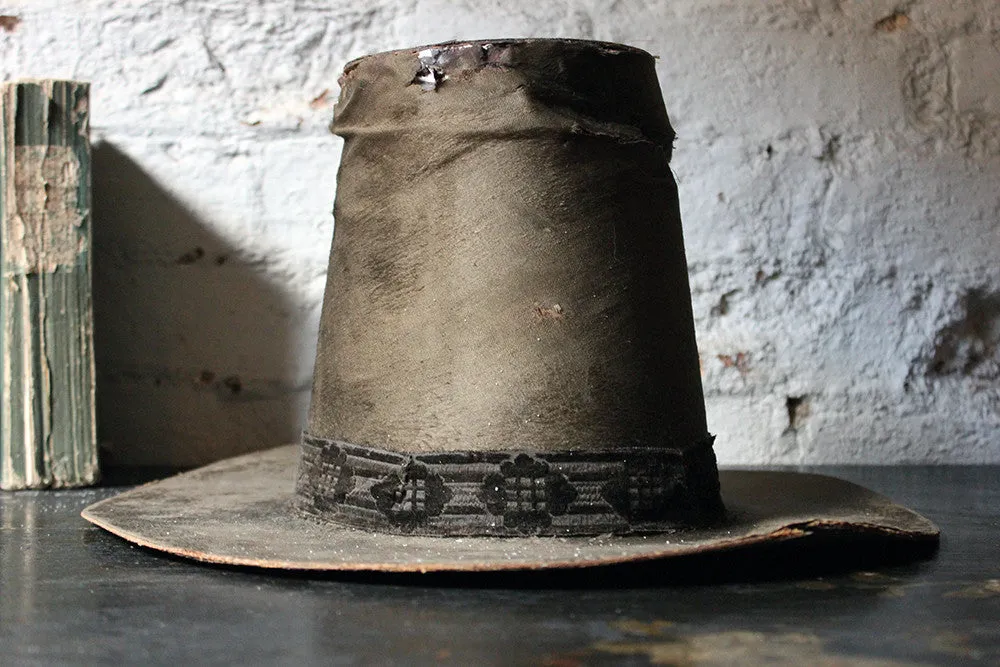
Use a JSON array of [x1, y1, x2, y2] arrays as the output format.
[[2, 466, 998, 666]]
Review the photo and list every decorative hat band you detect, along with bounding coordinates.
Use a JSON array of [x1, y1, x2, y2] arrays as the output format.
[[295, 433, 723, 537]]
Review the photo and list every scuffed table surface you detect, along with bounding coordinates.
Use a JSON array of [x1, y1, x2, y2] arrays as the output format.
[[2, 466, 998, 666]]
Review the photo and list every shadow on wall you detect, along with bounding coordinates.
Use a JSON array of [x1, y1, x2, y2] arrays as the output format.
[[91, 142, 308, 468]]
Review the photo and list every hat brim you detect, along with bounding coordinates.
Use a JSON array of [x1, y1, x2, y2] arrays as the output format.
[[81, 445, 938, 573]]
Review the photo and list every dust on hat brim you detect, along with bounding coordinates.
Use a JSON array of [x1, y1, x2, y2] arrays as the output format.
[[81, 445, 938, 573]]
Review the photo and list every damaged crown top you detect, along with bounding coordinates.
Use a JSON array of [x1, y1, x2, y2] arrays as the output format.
[[331, 38, 675, 153]]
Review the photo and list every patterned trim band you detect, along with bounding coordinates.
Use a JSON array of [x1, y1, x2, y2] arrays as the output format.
[[294, 433, 725, 537]]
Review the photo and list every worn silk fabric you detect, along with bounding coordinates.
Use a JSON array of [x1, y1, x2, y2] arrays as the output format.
[[310, 39, 708, 457]]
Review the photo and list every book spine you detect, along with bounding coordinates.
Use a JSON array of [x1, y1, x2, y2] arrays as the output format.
[[0, 80, 98, 489]]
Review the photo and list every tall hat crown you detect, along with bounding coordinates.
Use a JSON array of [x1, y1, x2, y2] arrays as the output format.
[[296, 39, 724, 536]]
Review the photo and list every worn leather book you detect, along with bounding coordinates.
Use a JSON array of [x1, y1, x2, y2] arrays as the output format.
[[0, 80, 98, 490]]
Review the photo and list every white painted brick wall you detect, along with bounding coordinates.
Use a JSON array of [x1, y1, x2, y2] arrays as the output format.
[[2, 0, 997, 465]]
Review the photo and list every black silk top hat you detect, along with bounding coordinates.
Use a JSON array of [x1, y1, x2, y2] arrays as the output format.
[[83, 39, 937, 572]]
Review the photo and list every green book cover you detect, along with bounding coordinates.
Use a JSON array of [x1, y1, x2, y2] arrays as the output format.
[[0, 80, 98, 489]]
